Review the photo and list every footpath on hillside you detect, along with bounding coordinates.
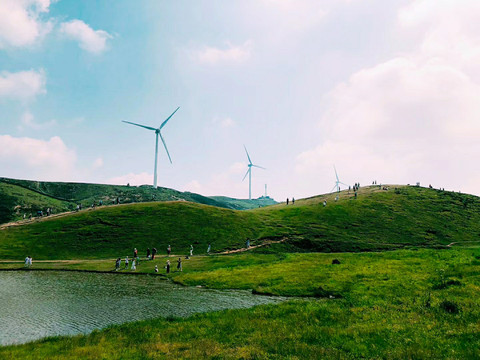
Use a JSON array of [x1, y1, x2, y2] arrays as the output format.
[[0, 203, 147, 230], [218, 238, 287, 254]]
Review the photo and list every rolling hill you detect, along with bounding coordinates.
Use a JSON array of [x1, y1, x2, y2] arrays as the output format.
[[1, 185, 479, 259], [0, 177, 276, 224], [209, 195, 277, 210]]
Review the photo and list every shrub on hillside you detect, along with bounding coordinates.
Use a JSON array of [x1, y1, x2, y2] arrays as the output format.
[[440, 300, 460, 314]]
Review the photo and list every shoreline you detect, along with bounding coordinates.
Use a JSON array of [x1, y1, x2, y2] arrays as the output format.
[[0, 266, 308, 298]]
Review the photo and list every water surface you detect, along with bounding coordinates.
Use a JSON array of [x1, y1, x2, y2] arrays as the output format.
[[0, 271, 283, 346]]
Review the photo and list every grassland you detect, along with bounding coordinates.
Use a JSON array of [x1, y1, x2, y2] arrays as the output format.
[[1, 185, 480, 260], [0, 177, 276, 224], [0, 247, 479, 359], [210, 195, 277, 210], [1, 184, 480, 358]]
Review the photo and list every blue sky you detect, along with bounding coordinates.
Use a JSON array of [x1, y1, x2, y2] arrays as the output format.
[[2, 0, 480, 200]]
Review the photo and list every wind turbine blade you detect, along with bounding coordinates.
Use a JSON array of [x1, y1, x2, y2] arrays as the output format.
[[160, 107, 180, 130], [251, 164, 266, 170], [243, 145, 252, 164], [242, 168, 250, 181], [339, 182, 349, 187], [334, 165, 339, 182], [331, 184, 337, 193], [159, 133, 172, 164], [122, 121, 156, 131]]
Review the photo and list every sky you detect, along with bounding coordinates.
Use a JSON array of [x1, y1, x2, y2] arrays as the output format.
[[1, 0, 480, 201]]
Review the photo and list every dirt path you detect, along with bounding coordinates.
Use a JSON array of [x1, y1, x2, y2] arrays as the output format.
[[219, 238, 287, 254], [0, 211, 80, 230], [447, 241, 480, 247], [0, 201, 195, 231], [0, 204, 134, 230], [0, 259, 107, 264]]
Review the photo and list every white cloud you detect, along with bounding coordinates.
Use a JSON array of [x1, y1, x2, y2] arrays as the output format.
[[0, 134, 77, 181], [182, 162, 252, 197], [0, 69, 46, 101], [0, 0, 53, 48], [60, 19, 112, 54], [92, 157, 103, 169], [18, 110, 56, 130], [261, 0, 328, 31], [296, 0, 480, 196], [229, 161, 247, 175], [184, 180, 203, 194], [212, 116, 236, 129], [192, 40, 252, 65], [398, 0, 480, 78], [107, 172, 153, 186]]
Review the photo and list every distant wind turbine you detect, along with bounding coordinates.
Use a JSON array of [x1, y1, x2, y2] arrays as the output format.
[[122, 107, 180, 188], [331, 165, 349, 193], [242, 145, 265, 200]]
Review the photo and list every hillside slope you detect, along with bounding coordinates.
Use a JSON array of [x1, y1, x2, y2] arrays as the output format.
[[209, 195, 277, 210], [1, 185, 479, 259], [0, 177, 260, 224]]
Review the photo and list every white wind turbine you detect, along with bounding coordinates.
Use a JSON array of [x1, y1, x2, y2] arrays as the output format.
[[122, 107, 180, 188], [331, 165, 349, 193], [242, 145, 265, 200]]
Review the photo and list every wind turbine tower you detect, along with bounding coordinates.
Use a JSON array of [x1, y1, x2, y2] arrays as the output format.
[[122, 107, 180, 188], [242, 145, 265, 200], [331, 165, 349, 193]]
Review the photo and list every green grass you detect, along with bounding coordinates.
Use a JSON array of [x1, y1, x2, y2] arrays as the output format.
[[2, 185, 480, 260], [210, 195, 277, 210], [0, 182, 74, 224], [1, 248, 479, 359], [0, 177, 276, 224], [2, 184, 480, 358]]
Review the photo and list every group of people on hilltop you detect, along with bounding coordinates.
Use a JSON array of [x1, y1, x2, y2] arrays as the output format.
[[285, 197, 295, 205]]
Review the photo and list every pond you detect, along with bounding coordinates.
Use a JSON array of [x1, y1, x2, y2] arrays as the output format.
[[0, 271, 284, 346]]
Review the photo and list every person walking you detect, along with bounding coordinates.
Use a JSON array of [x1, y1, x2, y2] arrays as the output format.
[[152, 248, 157, 260], [207, 244, 211, 254], [24, 256, 29, 268], [166, 260, 170, 274], [125, 256, 129, 269], [155, 265, 158, 273], [133, 248, 138, 258], [167, 245, 171, 257], [292, 197, 295, 205], [147, 248, 151, 259], [115, 258, 121, 271], [131, 258, 136, 271], [190, 245, 193, 256], [177, 257, 182, 272], [286, 198, 289, 205]]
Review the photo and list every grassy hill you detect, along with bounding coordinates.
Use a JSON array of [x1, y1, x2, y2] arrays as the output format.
[[1, 185, 479, 259], [0, 177, 272, 224], [209, 195, 277, 210]]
